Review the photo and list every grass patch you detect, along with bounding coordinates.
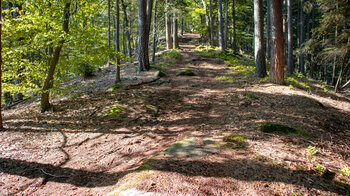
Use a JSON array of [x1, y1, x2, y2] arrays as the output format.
[[216, 76, 236, 83], [176, 68, 194, 76], [195, 47, 237, 60], [106, 105, 125, 117], [109, 83, 123, 91], [259, 122, 310, 136], [341, 167, 350, 176], [223, 135, 246, 149], [160, 50, 181, 60], [285, 76, 311, 90], [244, 93, 258, 99], [229, 65, 255, 76]]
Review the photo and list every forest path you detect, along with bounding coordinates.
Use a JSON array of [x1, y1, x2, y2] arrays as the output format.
[[1, 34, 350, 195]]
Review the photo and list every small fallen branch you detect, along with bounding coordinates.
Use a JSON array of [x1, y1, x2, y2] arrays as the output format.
[[40, 169, 69, 178]]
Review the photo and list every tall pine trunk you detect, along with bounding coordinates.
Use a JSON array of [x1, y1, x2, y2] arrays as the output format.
[[218, 0, 225, 50], [173, 12, 179, 48], [115, 0, 121, 83], [165, 0, 172, 49], [269, 0, 285, 83], [107, 0, 111, 66], [209, 0, 214, 46], [287, 0, 293, 74], [299, 0, 305, 75], [266, 0, 271, 59], [232, 0, 236, 52], [138, 0, 150, 72], [0, 0, 2, 129], [254, 0, 266, 78], [41, 2, 71, 112], [224, 0, 228, 47], [152, 0, 158, 63]]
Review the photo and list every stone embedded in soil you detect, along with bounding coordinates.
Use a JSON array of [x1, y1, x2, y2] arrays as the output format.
[[162, 137, 218, 160]]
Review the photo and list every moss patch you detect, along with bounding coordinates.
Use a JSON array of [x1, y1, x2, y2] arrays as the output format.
[[110, 83, 123, 91], [176, 68, 194, 76], [285, 77, 311, 90], [244, 93, 258, 100], [223, 135, 246, 149], [259, 122, 310, 136], [106, 105, 125, 117], [216, 76, 236, 83]]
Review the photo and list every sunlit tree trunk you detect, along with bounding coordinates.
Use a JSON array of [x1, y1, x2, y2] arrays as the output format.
[[165, 0, 172, 49], [173, 12, 179, 48], [331, 1, 339, 86], [224, 0, 228, 47], [0, 0, 3, 129], [41, 2, 71, 112], [266, 0, 271, 59], [287, 0, 293, 74], [218, 0, 225, 50], [107, 0, 111, 66], [254, 0, 266, 78], [115, 0, 121, 83], [209, 0, 214, 46], [269, 0, 285, 83]]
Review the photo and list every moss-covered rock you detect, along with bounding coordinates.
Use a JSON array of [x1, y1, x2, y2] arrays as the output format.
[[176, 68, 194, 76], [259, 122, 310, 136], [145, 104, 159, 116], [106, 105, 125, 117], [223, 135, 246, 149]]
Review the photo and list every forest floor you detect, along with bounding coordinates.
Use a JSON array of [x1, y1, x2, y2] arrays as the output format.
[[1, 34, 350, 196]]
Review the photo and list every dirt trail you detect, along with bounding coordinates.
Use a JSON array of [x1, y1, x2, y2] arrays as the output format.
[[1, 34, 350, 195]]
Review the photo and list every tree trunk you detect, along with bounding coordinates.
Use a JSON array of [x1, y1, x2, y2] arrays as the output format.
[[331, 1, 339, 86], [224, 0, 228, 47], [209, 0, 215, 46], [173, 12, 179, 49], [152, 0, 158, 63], [218, 0, 225, 50], [269, 0, 285, 84], [165, 0, 172, 49], [266, 0, 271, 59], [299, 0, 305, 75], [181, 18, 184, 35], [254, 0, 266, 78], [335, 48, 349, 92], [107, 0, 111, 66], [41, 2, 71, 112], [138, 0, 150, 72], [287, 0, 293, 74], [121, 0, 132, 60], [231, 0, 236, 52], [115, 0, 121, 83]]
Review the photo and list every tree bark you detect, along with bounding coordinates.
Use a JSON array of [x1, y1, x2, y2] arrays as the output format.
[[209, 0, 214, 46], [173, 12, 179, 48], [152, 0, 158, 63], [335, 48, 349, 92], [254, 0, 266, 78], [115, 0, 121, 83], [107, 0, 111, 66], [138, 0, 150, 72], [41, 2, 71, 112], [218, 0, 225, 50], [266, 0, 271, 59], [299, 0, 305, 75], [224, 0, 228, 47], [165, 0, 172, 49], [269, 0, 285, 84], [232, 0, 236, 52], [287, 0, 293, 74]]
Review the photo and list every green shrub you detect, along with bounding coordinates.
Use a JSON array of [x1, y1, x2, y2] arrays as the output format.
[[259, 122, 310, 136], [106, 105, 125, 117], [76, 62, 96, 78]]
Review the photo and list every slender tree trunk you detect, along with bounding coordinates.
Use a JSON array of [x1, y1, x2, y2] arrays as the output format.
[[173, 12, 179, 48], [201, 0, 209, 29], [232, 0, 236, 52], [331, 1, 339, 86], [0, 0, 2, 130], [218, 0, 225, 50], [266, 0, 271, 59], [335, 49, 349, 92], [108, 0, 111, 66], [152, 0, 158, 63], [115, 0, 121, 83], [121, 0, 132, 60], [299, 0, 305, 75], [165, 0, 172, 49], [269, 0, 285, 83], [287, 0, 293, 74], [181, 18, 184, 35], [138, 0, 150, 72], [41, 2, 71, 112], [224, 0, 228, 47], [254, 0, 266, 78], [209, 0, 215, 46]]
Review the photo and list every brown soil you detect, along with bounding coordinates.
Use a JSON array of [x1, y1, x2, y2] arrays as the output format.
[[1, 34, 350, 195]]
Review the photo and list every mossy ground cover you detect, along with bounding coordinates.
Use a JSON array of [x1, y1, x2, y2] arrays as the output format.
[[176, 68, 194, 76], [259, 122, 310, 136]]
